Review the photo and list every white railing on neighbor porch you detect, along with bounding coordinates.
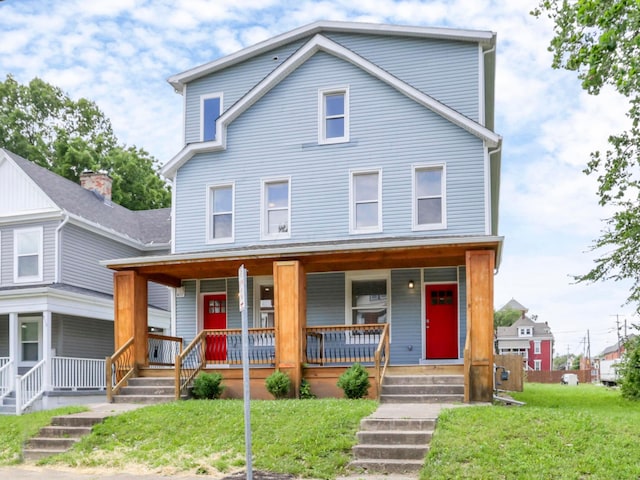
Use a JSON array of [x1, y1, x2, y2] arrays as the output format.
[[16, 359, 45, 415], [52, 357, 106, 390], [0, 358, 14, 402]]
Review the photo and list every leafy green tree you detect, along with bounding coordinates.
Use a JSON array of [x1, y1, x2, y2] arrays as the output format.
[[494, 308, 521, 329], [0, 74, 170, 210], [619, 333, 640, 400], [533, 2, 640, 308]]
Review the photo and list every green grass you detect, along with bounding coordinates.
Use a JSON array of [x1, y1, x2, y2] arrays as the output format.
[[421, 383, 640, 479], [0, 405, 87, 465], [42, 399, 377, 479]]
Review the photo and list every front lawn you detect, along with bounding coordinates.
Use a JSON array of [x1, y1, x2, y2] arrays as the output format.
[[421, 383, 640, 479]]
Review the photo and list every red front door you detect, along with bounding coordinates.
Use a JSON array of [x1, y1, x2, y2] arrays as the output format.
[[204, 294, 227, 361], [425, 284, 458, 359]]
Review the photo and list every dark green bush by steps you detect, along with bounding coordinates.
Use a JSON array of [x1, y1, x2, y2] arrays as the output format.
[[337, 363, 370, 399], [192, 372, 224, 399], [265, 370, 291, 399]]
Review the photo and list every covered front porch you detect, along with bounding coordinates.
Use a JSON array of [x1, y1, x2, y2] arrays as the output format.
[[105, 237, 499, 402]]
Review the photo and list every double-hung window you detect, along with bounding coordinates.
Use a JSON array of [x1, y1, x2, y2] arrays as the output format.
[[350, 170, 382, 234], [19, 317, 41, 365], [346, 271, 389, 344], [319, 87, 349, 144], [262, 178, 290, 239], [14, 227, 43, 283], [207, 183, 234, 243], [534, 340, 541, 355], [201, 93, 222, 142], [413, 164, 446, 230]]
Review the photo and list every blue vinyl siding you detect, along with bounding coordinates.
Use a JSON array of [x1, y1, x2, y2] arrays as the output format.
[[174, 51, 486, 253], [51, 314, 113, 359], [176, 280, 198, 343], [307, 273, 345, 326], [0, 315, 8, 356], [0, 221, 56, 286], [390, 269, 422, 364]]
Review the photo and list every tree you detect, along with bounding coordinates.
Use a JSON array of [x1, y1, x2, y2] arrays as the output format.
[[494, 308, 521, 329], [533, 2, 640, 308], [619, 333, 640, 400], [0, 75, 170, 210]]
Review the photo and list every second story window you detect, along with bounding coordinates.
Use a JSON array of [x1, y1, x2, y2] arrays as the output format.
[[534, 340, 541, 354], [14, 227, 43, 283], [518, 327, 532, 337], [413, 164, 446, 230], [201, 94, 222, 142], [319, 87, 349, 144], [207, 183, 234, 243], [351, 170, 381, 233], [262, 178, 290, 239]]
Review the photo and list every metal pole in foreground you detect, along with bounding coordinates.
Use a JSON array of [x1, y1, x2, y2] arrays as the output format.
[[238, 265, 253, 480]]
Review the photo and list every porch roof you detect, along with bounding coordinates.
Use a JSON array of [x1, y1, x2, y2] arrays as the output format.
[[102, 235, 503, 288]]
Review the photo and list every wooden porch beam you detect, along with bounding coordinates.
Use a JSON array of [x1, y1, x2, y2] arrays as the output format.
[[114, 271, 149, 367]]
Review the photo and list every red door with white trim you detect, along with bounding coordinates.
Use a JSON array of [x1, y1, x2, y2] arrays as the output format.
[[425, 284, 458, 359], [204, 294, 227, 361]]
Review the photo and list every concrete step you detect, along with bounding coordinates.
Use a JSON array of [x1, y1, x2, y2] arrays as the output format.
[[112, 394, 175, 404], [381, 384, 464, 395], [357, 430, 432, 445], [359, 417, 436, 431], [23, 449, 70, 461], [119, 385, 176, 396], [382, 374, 464, 386], [380, 393, 464, 404], [39, 425, 93, 438], [27, 437, 78, 450], [51, 415, 104, 428], [349, 458, 424, 474], [352, 443, 428, 460], [127, 377, 174, 387]]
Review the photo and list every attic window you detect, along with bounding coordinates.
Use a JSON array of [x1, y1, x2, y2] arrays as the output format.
[[518, 327, 532, 337], [201, 94, 222, 142], [319, 87, 349, 144]]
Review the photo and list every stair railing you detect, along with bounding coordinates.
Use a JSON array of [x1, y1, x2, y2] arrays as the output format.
[[374, 323, 390, 399], [175, 331, 207, 400], [16, 359, 46, 415], [106, 337, 136, 403], [0, 359, 14, 404]]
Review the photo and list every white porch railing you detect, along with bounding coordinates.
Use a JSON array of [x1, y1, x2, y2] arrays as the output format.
[[16, 359, 46, 415], [0, 358, 14, 402], [52, 356, 106, 390]]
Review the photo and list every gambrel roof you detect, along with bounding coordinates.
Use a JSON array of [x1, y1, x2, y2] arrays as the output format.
[[161, 22, 501, 180], [1, 149, 170, 248]]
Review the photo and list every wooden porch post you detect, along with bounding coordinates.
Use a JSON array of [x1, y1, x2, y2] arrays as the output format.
[[465, 250, 495, 402], [273, 260, 306, 398], [114, 271, 148, 367]]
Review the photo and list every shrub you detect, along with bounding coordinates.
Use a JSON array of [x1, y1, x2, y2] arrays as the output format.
[[192, 372, 224, 399], [266, 371, 291, 399], [620, 335, 640, 401], [337, 363, 370, 399], [299, 379, 316, 399]]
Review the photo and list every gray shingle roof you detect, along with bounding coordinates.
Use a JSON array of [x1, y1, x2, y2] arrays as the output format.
[[4, 149, 170, 246]]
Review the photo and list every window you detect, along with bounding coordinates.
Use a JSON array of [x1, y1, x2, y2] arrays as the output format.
[[413, 165, 446, 230], [19, 317, 41, 365], [534, 340, 541, 355], [346, 272, 389, 344], [262, 178, 290, 239], [518, 327, 532, 337], [534, 359, 542, 371], [207, 183, 234, 243], [319, 88, 349, 144], [257, 284, 274, 328], [14, 227, 43, 283], [201, 94, 222, 141], [350, 170, 381, 233]]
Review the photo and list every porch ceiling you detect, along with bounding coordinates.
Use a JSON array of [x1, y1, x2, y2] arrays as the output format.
[[105, 236, 502, 287]]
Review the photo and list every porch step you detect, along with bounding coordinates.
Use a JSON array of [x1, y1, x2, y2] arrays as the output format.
[[111, 376, 181, 405], [23, 414, 105, 461], [351, 416, 435, 474], [380, 375, 464, 404]]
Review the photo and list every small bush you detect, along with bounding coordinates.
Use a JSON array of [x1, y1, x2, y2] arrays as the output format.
[[620, 335, 640, 401], [192, 372, 224, 399], [337, 363, 370, 399], [299, 379, 316, 399], [265, 370, 291, 399]]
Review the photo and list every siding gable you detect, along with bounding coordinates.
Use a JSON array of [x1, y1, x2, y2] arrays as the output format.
[[162, 33, 499, 179], [0, 152, 58, 217]]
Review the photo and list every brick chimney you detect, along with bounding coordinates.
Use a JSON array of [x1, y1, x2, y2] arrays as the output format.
[[80, 171, 112, 202]]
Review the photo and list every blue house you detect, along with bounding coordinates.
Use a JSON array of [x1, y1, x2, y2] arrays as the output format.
[[105, 21, 503, 402]]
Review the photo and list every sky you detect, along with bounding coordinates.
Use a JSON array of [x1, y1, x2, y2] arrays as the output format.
[[0, 0, 635, 357]]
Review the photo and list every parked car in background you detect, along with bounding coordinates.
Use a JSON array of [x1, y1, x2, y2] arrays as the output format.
[[560, 373, 579, 386]]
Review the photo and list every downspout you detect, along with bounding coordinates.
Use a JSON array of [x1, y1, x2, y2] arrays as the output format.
[[54, 213, 70, 283]]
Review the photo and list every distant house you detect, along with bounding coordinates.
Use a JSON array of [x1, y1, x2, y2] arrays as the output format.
[[104, 20, 503, 403], [0, 149, 170, 414], [495, 299, 554, 371]]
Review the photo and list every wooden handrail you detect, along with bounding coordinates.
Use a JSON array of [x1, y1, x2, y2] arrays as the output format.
[[106, 337, 135, 403], [149, 333, 183, 351], [374, 323, 390, 399], [175, 330, 207, 400]]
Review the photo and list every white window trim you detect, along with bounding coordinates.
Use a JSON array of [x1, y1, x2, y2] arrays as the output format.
[[412, 163, 447, 231], [253, 276, 275, 331], [260, 177, 291, 240], [19, 316, 42, 367], [350, 169, 382, 234], [345, 270, 391, 344], [205, 182, 235, 245], [14, 226, 44, 284], [200, 92, 223, 142], [534, 359, 542, 371], [519, 327, 533, 338], [318, 86, 350, 145], [534, 340, 541, 355]]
